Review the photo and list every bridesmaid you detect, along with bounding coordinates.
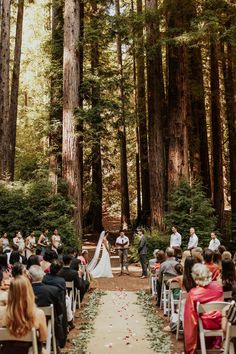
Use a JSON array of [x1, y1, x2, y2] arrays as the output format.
[[37, 228, 49, 256], [25, 231, 36, 259]]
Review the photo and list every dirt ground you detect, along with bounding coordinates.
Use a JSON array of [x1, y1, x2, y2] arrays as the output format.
[[65, 271, 184, 354]]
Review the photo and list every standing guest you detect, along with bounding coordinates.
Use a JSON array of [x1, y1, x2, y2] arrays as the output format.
[[203, 249, 221, 281], [221, 258, 236, 292], [187, 228, 198, 251], [184, 264, 223, 354], [0, 232, 10, 253], [116, 231, 130, 275], [25, 231, 37, 259], [170, 226, 182, 249], [208, 232, 220, 252], [0, 275, 47, 354], [13, 231, 25, 254], [137, 229, 148, 278], [51, 228, 62, 253], [38, 228, 50, 255]]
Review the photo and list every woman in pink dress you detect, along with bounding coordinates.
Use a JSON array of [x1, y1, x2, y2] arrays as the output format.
[[184, 263, 223, 354]]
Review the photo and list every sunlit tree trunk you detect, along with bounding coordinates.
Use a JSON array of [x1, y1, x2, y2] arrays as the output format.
[[62, 0, 83, 238], [0, 0, 11, 179], [8, 0, 24, 180], [146, 0, 166, 229], [115, 0, 130, 229], [136, 0, 150, 224], [49, 0, 64, 193], [210, 42, 224, 230]]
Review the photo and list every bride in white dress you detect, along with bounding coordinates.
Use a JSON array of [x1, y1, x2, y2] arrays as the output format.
[[87, 231, 113, 278]]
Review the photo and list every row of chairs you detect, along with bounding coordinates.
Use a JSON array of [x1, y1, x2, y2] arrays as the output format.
[[0, 280, 80, 354], [149, 273, 236, 353]]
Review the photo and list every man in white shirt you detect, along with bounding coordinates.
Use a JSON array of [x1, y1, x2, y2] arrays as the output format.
[[208, 232, 220, 251], [170, 226, 182, 249], [187, 227, 198, 250], [116, 231, 130, 275]]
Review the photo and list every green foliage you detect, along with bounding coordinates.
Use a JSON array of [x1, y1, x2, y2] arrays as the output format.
[[130, 230, 169, 262], [0, 180, 78, 248], [164, 179, 217, 248]]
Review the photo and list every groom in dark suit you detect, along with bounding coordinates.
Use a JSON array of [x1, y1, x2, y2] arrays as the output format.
[[137, 229, 148, 278]]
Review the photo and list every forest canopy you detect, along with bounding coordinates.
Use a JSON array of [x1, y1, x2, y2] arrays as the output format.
[[0, 0, 235, 242]]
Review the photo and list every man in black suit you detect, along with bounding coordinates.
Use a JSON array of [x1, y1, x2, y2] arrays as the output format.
[[29, 265, 69, 349], [58, 254, 87, 302]]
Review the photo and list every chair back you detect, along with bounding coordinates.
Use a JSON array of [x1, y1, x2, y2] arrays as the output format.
[[169, 281, 181, 290], [39, 304, 57, 354], [223, 291, 232, 301], [197, 301, 229, 314], [0, 327, 38, 354]]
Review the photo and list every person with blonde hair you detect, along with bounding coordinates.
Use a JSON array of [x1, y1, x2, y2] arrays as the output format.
[[184, 264, 223, 353], [0, 275, 47, 354]]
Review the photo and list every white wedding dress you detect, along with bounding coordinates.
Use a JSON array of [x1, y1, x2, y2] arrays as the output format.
[[88, 231, 113, 278]]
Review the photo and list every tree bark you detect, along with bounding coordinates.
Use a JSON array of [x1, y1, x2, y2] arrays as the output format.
[[210, 42, 224, 230], [166, 0, 189, 193], [0, 0, 11, 179], [85, 0, 103, 232], [62, 0, 83, 238], [8, 0, 24, 181], [222, 42, 236, 239], [136, 0, 150, 224], [146, 0, 166, 229], [49, 0, 64, 193], [115, 0, 130, 229]]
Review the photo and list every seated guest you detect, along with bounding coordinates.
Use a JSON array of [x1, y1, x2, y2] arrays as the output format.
[[36, 247, 43, 262], [183, 256, 199, 292], [213, 251, 222, 268], [67, 247, 81, 271], [43, 260, 70, 344], [11, 262, 27, 278], [181, 250, 191, 266], [0, 254, 11, 281], [156, 248, 178, 306], [218, 245, 226, 255], [9, 250, 21, 266], [222, 251, 232, 261], [191, 247, 203, 263], [29, 265, 73, 347], [26, 255, 40, 270], [78, 249, 89, 266], [40, 249, 54, 272], [0, 275, 47, 354], [152, 250, 165, 273], [221, 259, 236, 292], [58, 254, 88, 301], [203, 248, 220, 281], [149, 249, 159, 269], [184, 264, 223, 354]]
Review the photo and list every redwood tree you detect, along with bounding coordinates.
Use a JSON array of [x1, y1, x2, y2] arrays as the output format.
[[62, 0, 83, 237]]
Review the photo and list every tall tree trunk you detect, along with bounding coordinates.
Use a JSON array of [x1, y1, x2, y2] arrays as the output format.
[[115, 0, 130, 229], [210, 42, 224, 230], [0, 0, 11, 179], [222, 42, 236, 239], [146, 0, 165, 229], [136, 0, 150, 224], [8, 0, 24, 181], [85, 0, 103, 232], [49, 0, 64, 193], [166, 0, 189, 193], [62, 0, 83, 238], [188, 46, 211, 196], [131, 0, 141, 223]]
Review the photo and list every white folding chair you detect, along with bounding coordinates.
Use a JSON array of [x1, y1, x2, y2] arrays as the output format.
[[167, 281, 181, 318], [0, 327, 38, 354], [149, 274, 157, 297], [224, 321, 236, 354], [176, 290, 187, 340], [160, 274, 175, 315], [197, 301, 229, 354], [40, 304, 57, 354], [66, 281, 80, 314]]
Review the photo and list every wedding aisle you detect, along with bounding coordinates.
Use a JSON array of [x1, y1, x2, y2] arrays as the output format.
[[87, 290, 156, 354]]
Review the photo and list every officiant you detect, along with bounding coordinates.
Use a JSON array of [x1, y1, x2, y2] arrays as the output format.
[[115, 231, 130, 275]]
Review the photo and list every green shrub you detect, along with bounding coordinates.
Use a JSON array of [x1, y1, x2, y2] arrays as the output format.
[[0, 180, 79, 249], [164, 179, 217, 249]]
